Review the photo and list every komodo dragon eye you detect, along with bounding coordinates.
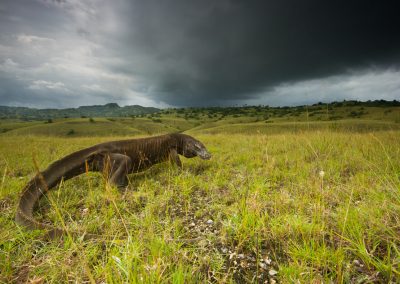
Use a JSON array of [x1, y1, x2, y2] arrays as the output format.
[[194, 143, 201, 149]]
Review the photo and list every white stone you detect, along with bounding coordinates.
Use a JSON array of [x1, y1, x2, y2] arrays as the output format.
[[264, 257, 272, 265], [269, 269, 278, 276], [259, 262, 267, 270]]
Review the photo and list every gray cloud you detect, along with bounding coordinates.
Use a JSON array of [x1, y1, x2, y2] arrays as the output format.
[[0, 0, 399, 108]]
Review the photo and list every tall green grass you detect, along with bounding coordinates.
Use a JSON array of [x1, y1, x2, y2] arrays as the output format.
[[1, 128, 399, 282]]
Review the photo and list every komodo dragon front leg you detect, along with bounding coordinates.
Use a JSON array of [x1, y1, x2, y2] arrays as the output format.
[[169, 148, 182, 169]]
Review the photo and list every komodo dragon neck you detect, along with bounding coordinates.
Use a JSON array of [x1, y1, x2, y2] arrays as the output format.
[[15, 133, 211, 239]]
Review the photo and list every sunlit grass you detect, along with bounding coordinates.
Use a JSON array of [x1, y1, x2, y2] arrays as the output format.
[[1, 124, 399, 282]]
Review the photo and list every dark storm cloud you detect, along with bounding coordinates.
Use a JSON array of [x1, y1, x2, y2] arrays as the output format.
[[108, 0, 400, 105], [0, 0, 399, 107]]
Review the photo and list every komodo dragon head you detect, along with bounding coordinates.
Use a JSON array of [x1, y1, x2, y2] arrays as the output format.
[[175, 133, 212, 160]]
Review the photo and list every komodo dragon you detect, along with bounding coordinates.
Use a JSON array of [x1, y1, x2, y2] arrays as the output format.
[[16, 133, 211, 238]]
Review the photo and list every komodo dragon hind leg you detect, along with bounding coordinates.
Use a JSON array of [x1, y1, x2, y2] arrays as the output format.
[[108, 153, 132, 189], [94, 153, 132, 189]]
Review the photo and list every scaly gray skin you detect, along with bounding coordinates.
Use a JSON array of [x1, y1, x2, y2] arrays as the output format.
[[15, 133, 211, 239]]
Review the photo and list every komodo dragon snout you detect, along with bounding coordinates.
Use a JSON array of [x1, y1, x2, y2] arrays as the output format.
[[179, 134, 211, 160]]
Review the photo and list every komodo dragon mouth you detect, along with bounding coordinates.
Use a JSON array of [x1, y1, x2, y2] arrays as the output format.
[[15, 133, 211, 239]]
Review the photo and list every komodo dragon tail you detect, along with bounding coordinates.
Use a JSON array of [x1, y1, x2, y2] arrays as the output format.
[[15, 148, 101, 239]]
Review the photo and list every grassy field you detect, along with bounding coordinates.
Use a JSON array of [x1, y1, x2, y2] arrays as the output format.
[[0, 107, 399, 283]]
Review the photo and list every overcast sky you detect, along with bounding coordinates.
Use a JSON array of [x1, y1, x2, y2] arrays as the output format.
[[0, 0, 399, 108]]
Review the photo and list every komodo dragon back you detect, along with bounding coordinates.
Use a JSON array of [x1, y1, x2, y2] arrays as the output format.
[[15, 133, 211, 239]]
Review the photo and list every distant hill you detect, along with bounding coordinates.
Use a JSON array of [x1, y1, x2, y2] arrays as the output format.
[[0, 103, 160, 119], [0, 100, 398, 136], [1, 99, 399, 120]]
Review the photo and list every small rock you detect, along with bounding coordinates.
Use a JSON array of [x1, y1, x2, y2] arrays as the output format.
[[237, 254, 245, 259], [353, 259, 360, 266], [198, 239, 208, 247], [269, 269, 278, 276], [221, 247, 228, 254], [270, 279, 277, 284], [264, 257, 272, 265], [29, 277, 44, 284], [206, 219, 214, 225], [259, 262, 267, 270], [189, 222, 195, 227], [82, 208, 89, 216]]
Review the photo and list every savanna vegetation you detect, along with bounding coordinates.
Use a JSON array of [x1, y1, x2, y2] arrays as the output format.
[[0, 102, 399, 283]]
